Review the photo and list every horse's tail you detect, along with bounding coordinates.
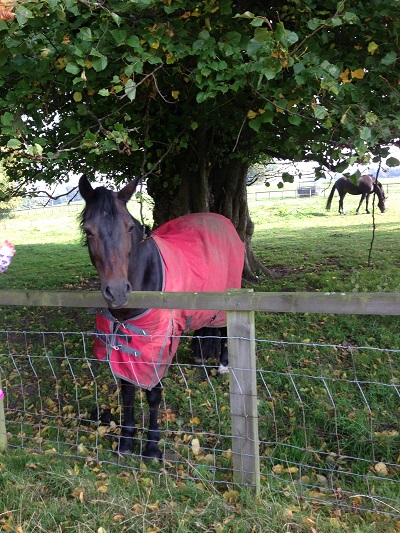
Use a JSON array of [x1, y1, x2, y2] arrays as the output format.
[[190, 327, 221, 364], [326, 183, 336, 210]]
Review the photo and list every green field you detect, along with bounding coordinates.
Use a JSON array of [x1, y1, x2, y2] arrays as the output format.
[[0, 190, 399, 532]]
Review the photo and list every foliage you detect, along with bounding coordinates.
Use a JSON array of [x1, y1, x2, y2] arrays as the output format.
[[1, 194, 400, 529], [0, 0, 399, 195], [0, 163, 21, 217]]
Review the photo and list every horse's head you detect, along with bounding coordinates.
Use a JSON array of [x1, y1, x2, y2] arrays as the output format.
[[375, 182, 386, 213], [79, 175, 141, 308]]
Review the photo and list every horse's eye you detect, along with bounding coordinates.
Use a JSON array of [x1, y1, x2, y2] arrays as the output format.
[[84, 228, 94, 238], [128, 224, 135, 234]]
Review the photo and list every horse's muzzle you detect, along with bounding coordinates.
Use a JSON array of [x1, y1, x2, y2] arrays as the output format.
[[102, 281, 132, 308]]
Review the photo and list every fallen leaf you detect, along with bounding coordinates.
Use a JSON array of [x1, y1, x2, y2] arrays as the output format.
[[374, 462, 388, 476], [147, 501, 159, 511], [223, 490, 239, 503], [284, 466, 298, 474], [191, 438, 200, 456]]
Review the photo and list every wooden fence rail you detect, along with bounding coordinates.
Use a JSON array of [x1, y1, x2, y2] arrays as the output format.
[[0, 289, 399, 315], [1, 289, 399, 487]]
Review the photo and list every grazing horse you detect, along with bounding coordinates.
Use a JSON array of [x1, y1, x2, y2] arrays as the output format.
[[326, 174, 386, 215], [79, 175, 244, 459]]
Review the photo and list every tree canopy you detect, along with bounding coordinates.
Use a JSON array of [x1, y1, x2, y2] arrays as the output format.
[[0, 0, 399, 197]]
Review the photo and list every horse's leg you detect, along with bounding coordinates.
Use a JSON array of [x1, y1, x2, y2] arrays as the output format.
[[119, 378, 136, 454], [356, 194, 366, 214], [339, 192, 346, 215], [190, 327, 219, 364], [365, 193, 370, 214], [218, 326, 229, 374], [143, 382, 163, 460]]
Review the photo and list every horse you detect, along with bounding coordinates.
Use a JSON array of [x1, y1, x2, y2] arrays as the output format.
[[325, 174, 386, 215], [78, 175, 244, 459]]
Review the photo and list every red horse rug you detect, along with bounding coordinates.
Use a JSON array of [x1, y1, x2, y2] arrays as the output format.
[[94, 213, 244, 389]]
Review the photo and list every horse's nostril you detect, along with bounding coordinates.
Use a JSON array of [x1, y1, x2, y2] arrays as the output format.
[[104, 286, 114, 300]]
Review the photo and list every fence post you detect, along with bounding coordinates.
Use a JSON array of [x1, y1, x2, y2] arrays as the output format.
[[227, 307, 260, 489], [0, 377, 6, 451]]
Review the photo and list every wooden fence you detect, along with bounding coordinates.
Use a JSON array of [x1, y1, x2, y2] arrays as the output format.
[[1, 289, 399, 491]]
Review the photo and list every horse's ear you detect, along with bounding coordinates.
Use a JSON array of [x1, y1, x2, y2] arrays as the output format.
[[79, 174, 94, 202], [118, 176, 141, 204]]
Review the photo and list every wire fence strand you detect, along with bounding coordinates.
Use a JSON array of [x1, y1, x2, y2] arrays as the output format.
[[0, 329, 399, 517]]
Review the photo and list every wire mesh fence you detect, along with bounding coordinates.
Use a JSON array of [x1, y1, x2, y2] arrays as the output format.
[[0, 328, 399, 517]]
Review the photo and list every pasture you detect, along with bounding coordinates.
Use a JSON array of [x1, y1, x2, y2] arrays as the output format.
[[0, 189, 399, 532]]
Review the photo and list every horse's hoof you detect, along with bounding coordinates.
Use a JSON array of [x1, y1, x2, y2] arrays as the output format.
[[117, 437, 134, 455], [143, 445, 163, 461], [218, 363, 229, 375]]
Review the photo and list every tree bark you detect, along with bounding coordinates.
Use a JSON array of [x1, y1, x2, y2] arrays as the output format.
[[148, 155, 270, 284]]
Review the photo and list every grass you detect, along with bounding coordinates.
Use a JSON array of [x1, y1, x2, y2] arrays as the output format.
[[0, 190, 400, 531]]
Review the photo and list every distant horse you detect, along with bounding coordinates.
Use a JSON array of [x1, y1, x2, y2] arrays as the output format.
[[326, 174, 386, 215], [79, 175, 244, 459]]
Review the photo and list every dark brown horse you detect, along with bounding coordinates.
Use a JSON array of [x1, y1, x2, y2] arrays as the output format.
[[79, 175, 244, 459], [326, 174, 386, 215]]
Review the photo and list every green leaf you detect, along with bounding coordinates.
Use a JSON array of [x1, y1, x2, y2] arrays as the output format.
[[381, 51, 397, 66], [386, 157, 400, 167], [284, 30, 299, 45], [1, 112, 14, 126], [198, 30, 210, 40], [254, 28, 272, 42], [56, 8, 66, 21], [250, 17, 264, 28], [111, 13, 121, 26], [7, 139, 21, 149], [275, 22, 285, 41], [126, 36, 141, 48], [76, 103, 87, 116], [90, 48, 104, 58], [98, 89, 110, 96], [110, 30, 127, 45], [288, 115, 302, 126], [225, 32, 242, 47], [65, 63, 81, 75], [313, 106, 327, 120], [282, 172, 294, 183], [125, 79, 136, 101], [331, 16, 342, 27], [307, 18, 323, 31], [92, 55, 108, 72], [343, 11, 358, 23], [15, 6, 34, 26], [248, 110, 274, 132], [196, 92, 206, 103], [78, 28, 93, 42], [359, 126, 371, 140]]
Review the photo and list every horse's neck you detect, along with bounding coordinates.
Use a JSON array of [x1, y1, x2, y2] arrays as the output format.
[[110, 236, 163, 322]]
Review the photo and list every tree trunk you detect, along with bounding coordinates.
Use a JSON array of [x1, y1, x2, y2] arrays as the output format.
[[148, 154, 271, 283]]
